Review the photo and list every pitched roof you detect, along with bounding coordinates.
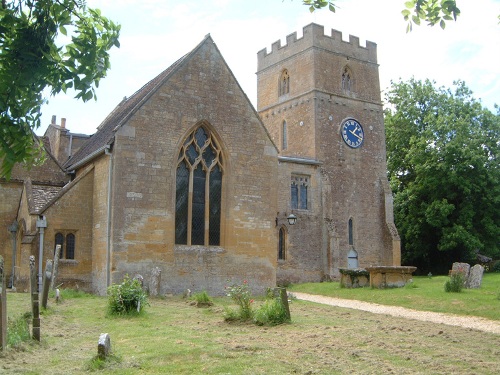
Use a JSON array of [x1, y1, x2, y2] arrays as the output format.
[[64, 36, 213, 170], [29, 183, 63, 214]]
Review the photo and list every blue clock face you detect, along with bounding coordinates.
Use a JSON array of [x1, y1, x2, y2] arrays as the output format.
[[341, 119, 364, 148]]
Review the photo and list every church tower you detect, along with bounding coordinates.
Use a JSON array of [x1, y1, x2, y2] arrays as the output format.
[[257, 24, 400, 282]]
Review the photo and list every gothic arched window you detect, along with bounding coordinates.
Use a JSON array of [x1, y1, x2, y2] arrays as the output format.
[[66, 233, 75, 259], [175, 125, 223, 246], [55, 232, 64, 258], [279, 69, 290, 96], [278, 226, 286, 260], [348, 218, 354, 246]]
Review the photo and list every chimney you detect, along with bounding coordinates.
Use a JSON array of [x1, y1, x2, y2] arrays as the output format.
[[61, 118, 66, 129], [51, 115, 56, 125]]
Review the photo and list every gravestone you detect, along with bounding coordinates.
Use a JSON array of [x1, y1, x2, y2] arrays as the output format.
[[467, 264, 484, 289], [98, 333, 111, 359], [0, 256, 7, 351], [50, 244, 61, 290], [41, 260, 53, 309], [149, 267, 161, 297], [451, 262, 470, 286], [133, 274, 144, 288]]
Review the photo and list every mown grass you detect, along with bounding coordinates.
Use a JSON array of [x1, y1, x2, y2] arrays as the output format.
[[289, 273, 500, 320], [2, 285, 500, 374]]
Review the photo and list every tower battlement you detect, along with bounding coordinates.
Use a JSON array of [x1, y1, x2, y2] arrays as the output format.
[[257, 23, 377, 71]]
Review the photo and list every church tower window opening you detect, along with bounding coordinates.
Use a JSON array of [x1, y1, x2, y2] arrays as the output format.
[[175, 125, 223, 246], [348, 218, 354, 246], [278, 226, 287, 260], [279, 69, 290, 96]]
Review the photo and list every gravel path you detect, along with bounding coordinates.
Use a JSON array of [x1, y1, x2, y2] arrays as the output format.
[[293, 292, 500, 334]]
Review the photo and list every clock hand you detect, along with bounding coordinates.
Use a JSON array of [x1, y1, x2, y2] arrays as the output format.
[[349, 129, 363, 141]]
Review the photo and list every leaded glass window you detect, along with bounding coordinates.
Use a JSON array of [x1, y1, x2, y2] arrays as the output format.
[[278, 227, 286, 260], [55, 232, 64, 258], [291, 175, 309, 210], [66, 233, 75, 259], [175, 125, 223, 246]]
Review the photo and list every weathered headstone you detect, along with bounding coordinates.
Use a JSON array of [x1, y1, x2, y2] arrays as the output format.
[[133, 274, 144, 288], [98, 333, 111, 359], [149, 267, 161, 297], [50, 244, 61, 291], [0, 256, 7, 351], [451, 262, 470, 286], [30, 256, 40, 341], [41, 260, 53, 309], [467, 264, 484, 289]]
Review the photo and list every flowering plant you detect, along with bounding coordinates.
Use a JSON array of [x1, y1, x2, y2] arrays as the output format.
[[226, 280, 253, 320]]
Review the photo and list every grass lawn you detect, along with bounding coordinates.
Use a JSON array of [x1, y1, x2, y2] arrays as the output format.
[[1, 274, 499, 374], [289, 273, 500, 321]]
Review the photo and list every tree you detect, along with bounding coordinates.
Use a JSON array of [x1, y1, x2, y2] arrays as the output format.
[[303, 0, 461, 31], [385, 78, 500, 273], [0, 0, 120, 179]]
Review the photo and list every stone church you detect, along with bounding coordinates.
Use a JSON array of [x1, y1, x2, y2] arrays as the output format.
[[0, 24, 400, 295]]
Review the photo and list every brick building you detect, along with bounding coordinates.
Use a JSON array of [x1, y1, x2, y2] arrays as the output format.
[[0, 24, 400, 295]]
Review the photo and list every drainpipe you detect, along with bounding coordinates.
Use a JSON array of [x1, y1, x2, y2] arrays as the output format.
[[36, 216, 47, 292], [105, 146, 113, 289], [8, 221, 18, 289]]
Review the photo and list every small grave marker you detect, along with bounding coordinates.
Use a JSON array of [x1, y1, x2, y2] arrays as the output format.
[[98, 333, 111, 359]]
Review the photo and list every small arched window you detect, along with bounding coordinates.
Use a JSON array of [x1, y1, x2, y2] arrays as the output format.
[[175, 125, 223, 246], [278, 226, 286, 260], [282, 120, 288, 150], [348, 218, 354, 246], [55, 232, 64, 258], [279, 69, 290, 96]]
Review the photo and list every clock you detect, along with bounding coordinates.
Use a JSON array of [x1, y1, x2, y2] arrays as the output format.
[[341, 118, 364, 148]]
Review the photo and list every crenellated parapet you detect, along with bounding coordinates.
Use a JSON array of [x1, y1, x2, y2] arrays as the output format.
[[257, 23, 377, 71]]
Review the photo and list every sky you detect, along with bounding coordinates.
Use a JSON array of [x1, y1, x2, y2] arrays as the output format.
[[38, 0, 500, 135]]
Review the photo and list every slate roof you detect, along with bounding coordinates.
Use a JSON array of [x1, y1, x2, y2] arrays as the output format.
[[63, 39, 202, 170], [24, 178, 64, 214]]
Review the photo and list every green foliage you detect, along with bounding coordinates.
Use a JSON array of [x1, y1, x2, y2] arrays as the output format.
[[302, 0, 470, 31], [253, 297, 291, 326], [225, 280, 254, 321], [302, 0, 336, 13], [402, 0, 460, 31], [444, 272, 465, 293], [0, 0, 120, 178], [107, 275, 148, 316], [7, 311, 31, 347], [192, 291, 213, 307], [492, 261, 500, 273], [385, 78, 500, 274]]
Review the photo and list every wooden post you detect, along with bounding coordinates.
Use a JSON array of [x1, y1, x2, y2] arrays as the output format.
[[274, 287, 291, 321], [0, 256, 7, 351], [41, 260, 53, 309], [30, 256, 40, 341]]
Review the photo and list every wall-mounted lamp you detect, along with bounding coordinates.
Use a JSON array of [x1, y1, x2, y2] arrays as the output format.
[[287, 214, 297, 225]]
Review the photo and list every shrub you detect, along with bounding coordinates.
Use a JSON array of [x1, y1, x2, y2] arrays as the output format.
[[7, 312, 31, 348], [107, 275, 148, 315], [225, 280, 253, 321], [492, 261, 500, 273], [253, 297, 290, 326], [444, 272, 465, 293], [192, 291, 213, 307]]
